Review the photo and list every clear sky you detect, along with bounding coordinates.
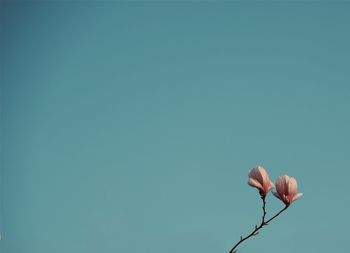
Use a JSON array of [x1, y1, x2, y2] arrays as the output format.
[[1, 1, 350, 253]]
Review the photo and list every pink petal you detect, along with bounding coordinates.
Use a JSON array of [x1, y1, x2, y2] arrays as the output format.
[[282, 175, 290, 192], [288, 177, 297, 199], [267, 182, 275, 192], [248, 178, 263, 190], [257, 166, 268, 183], [252, 168, 264, 184], [292, 193, 303, 202], [272, 191, 281, 200], [276, 177, 285, 197]]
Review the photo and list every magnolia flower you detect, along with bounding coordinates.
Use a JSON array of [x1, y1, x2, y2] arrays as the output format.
[[272, 175, 303, 206], [248, 166, 275, 197]]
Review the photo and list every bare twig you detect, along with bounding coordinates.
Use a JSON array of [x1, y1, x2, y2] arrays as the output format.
[[228, 197, 288, 253]]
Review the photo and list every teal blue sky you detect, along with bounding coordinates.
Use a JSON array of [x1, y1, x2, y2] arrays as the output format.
[[1, 1, 350, 253]]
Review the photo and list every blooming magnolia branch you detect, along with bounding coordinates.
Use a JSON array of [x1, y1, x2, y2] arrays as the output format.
[[228, 166, 303, 253]]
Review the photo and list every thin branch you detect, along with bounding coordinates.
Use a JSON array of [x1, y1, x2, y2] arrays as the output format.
[[261, 196, 267, 224], [265, 205, 288, 224], [228, 198, 288, 253]]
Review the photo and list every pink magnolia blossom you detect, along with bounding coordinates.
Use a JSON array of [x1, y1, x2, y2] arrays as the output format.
[[248, 166, 275, 197], [272, 175, 303, 206]]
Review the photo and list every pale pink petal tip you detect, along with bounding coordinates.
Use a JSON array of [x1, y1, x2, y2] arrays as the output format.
[[292, 193, 303, 202]]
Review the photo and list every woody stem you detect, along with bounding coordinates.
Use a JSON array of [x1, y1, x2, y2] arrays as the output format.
[[228, 197, 288, 253]]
